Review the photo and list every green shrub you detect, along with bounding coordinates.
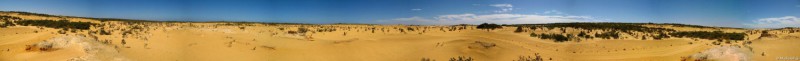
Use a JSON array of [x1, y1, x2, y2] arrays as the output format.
[[514, 27, 524, 33], [297, 28, 309, 33], [15, 20, 94, 30], [476, 23, 502, 30], [531, 33, 570, 42], [595, 31, 620, 39], [652, 33, 670, 40], [577, 32, 590, 38], [518, 23, 675, 33], [669, 31, 745, 40], [99, 30, 111, 35]]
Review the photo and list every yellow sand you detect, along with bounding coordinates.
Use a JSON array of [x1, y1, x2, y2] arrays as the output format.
[[1, 12, 799, 61]]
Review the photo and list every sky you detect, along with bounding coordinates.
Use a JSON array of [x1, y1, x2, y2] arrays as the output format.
[[0, 0, 799, 28]]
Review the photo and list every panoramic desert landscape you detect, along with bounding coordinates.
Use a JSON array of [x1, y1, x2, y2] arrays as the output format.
[[1, 11, 799, 61]]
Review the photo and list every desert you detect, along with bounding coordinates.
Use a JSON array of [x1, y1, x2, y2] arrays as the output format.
[[1, 11, 799, 61]]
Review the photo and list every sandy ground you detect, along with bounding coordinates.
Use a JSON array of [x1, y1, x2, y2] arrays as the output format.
[[1, 12, 799, 61], [2, 25, 797, 61]]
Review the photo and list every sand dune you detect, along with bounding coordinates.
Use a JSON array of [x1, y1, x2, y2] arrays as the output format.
[[1, 12, 799, 61]]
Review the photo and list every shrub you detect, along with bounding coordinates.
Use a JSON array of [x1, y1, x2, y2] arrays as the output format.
[[0, 16, 20, 28], [99, 30, 112, 35], [287, 31, 298, 34], [515, 53, 544, 61], [476, 23, 502, 30], [577, 32, 589, 38], [518, 23, 675, 33], [449, 56, 473, 61], [0, 20, 14, 28], [421, 58, 433, 61], [514, 27, 524, 33], [297, 28, 309, 33], [121, 39, 127, 45], [669, 31, 745, 40], [653, 33, 670, 40], [532, 33, 570, 42], [595, 31, 620, 39], [316, 28, 336, 32], [15, 20, 94, 30]]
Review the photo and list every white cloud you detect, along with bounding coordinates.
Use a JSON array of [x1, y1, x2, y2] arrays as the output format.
[[489, 4, 514, 13], [472, 4, 481, 6], [411, 8, 422, 11], [489, 4, 513, 8], [745, 16, 800, 28], [543, 10, 565, 15], [377, 13, 604, 25]]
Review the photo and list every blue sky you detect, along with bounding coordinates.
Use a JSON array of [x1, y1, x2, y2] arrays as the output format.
[[1, 0, 799, 28]]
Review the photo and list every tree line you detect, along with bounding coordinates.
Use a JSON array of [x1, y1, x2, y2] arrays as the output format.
[[518, 23, 675, 33], [670, 31, 745, 40], [14, 20, 95, 30]]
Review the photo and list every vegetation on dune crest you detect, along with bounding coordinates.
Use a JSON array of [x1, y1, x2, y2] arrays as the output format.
[[594, 31, 621, 39], [662, 23, 746, 29], [514, 26, 525, 33], [15, 20, 94, 30], [522, 23, 746, 42], [0, 16, 20, 27], [530, 33, 571, 42], [670, 31, 745, 40], [530, 31, 621, 42], [518, 23, 675, 33], [476, 23, 502, 30]]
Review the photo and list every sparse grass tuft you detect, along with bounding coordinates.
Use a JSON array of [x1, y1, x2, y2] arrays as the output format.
[[515, 53, 544, 61]]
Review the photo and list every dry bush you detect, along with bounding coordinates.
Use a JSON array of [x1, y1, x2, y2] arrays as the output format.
[[472, 41, 496, 49], [514, 53, 544, 61], [449, 56, 473, 61], [421, 58, 434, 61], [25, 41, 59, 52]]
